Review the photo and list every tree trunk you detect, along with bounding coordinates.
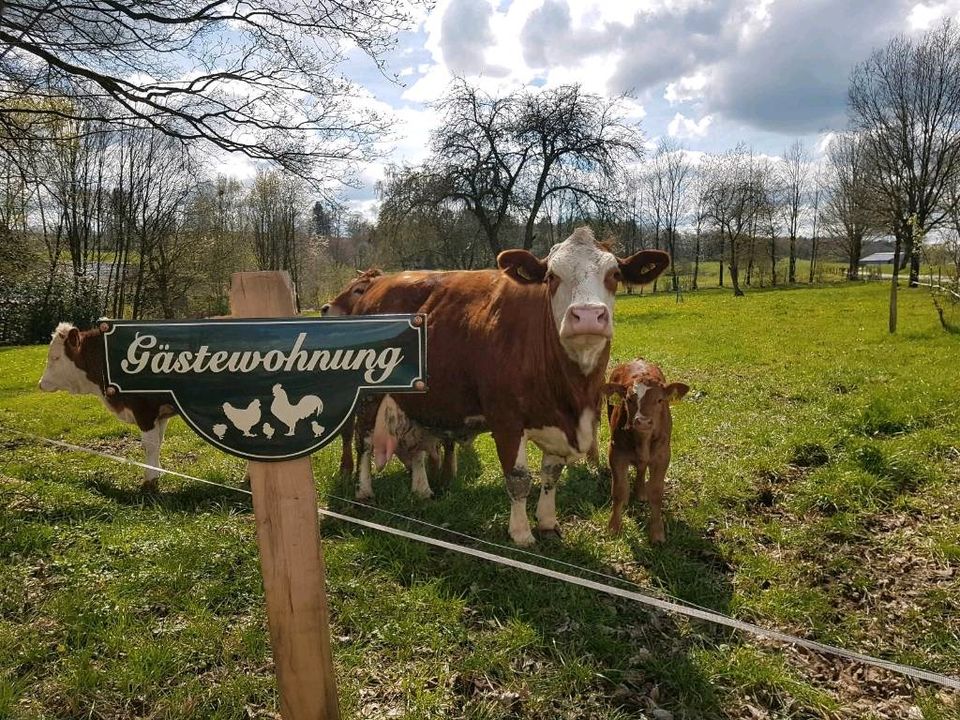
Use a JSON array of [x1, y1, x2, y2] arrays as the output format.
[[909, 248, 920, 287], [718, 236, 725, 287], [788, 235, 797, 283], [729, 235, 744, 297], [889, 235, 901, 334], [692, 232, 701, 290]]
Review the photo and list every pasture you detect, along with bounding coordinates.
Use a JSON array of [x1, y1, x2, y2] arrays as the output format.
[[1, 281, 958, 719]]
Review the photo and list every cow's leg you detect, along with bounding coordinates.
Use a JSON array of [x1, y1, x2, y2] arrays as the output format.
[[356, 433, 375, 500], [646, 457, 668, 545], [608, 451, 631, 535], [338, 416, 355, 479], [633, 460, 648, 504], [140, 418, 167, 493], [495, 430, 534, 546], [410, 450, 432, 499], [441, 439, 457, 487], [536, 454, 564, 537]]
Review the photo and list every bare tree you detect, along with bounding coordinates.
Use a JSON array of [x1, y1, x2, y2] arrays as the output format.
[[702, 145, 766, 297], [247, 169, 308, 304], [0, 0, 418, 181], [821, 132, 877, 280], [427, 79, 644, 257], [808, 162, 824, 283], [848, 19, 960, 331], [780, 139, 809, 283], [647, 139, 692, 291]]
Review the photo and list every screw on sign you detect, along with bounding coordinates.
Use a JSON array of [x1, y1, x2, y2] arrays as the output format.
[[99, 271, 428, 719]]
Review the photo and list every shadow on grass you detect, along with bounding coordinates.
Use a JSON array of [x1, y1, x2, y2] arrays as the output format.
[[82, 475, 252, 514], [325, 448, 732, 718]]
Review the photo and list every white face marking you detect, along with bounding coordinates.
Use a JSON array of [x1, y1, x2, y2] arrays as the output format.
[[39, 326, 102, 397], [545, 229, 619, 374]]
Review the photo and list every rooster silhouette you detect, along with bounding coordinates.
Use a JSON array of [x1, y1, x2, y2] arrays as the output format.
[[222, 399, 261, 437], [270, 384, 323, 436]]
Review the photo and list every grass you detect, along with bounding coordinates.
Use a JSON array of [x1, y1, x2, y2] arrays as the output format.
[[1, 280, 959, 719]]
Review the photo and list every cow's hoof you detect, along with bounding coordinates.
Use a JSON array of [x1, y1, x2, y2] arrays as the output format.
[[412, 487, 433, 500], [355, 490, 374, 501], [607, 520, 622, 536], [140, 478, 159, 494], [648, 532, 666, 545], [537, 525, 563, 541], [510, 530, 536, 547]]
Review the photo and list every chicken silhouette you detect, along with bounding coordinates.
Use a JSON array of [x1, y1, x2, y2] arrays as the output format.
[[270, 384, 323, 436], [262, 422, 275, 439], [311, 420, 325, 438], [222, 399, 261, 437], [212, 423, 228, 440]]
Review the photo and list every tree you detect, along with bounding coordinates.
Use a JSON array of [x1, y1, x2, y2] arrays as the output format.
[[780, 139, 809, 283], [0, 0, 418, 181], [428, 79, 644, 257], [646, 139, 692, 291], [821, 132, 876, 280], [247, 169, 307, 305], [848, 19, 960, 332], [702, 145, 765, 297]]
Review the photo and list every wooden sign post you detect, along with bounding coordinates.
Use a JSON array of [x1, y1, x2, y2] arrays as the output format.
[[98, 271, 427, 718], [230, 271, 340, 720]]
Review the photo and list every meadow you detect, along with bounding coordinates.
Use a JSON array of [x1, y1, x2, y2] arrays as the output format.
[[0, 280, 958, 719]]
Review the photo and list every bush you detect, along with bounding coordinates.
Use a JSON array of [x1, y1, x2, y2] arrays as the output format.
[[0, 273, 103, 345]]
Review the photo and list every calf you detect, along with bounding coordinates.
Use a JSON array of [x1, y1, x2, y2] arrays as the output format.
[[324, 270, 458, 496], [350, 394, 441, 499], [605, 359, 688, 543], [38, 322, 177, 492]]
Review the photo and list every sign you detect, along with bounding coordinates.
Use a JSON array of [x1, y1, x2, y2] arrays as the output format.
[[101, 316, 427, 461]]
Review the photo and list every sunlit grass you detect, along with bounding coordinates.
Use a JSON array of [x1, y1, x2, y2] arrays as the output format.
[[1, 280, 958, 718]]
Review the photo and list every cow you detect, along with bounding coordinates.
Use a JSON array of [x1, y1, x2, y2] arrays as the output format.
[[604, 359, 689, 543], [38, 322, 177, 492], [353, 227, 669, 545]]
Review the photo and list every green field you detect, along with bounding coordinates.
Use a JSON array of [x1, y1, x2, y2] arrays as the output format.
[[1, 281, 958, 719]]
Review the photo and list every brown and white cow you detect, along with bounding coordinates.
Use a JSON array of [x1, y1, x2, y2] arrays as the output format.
[[351, 227, 669, 545], [604, 359, 688, 543], [38, 322, 177, 492]]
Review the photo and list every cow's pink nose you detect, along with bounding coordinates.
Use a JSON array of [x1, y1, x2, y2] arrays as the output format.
[[633, 416, 653, 432], [566, 304, 610, 335]]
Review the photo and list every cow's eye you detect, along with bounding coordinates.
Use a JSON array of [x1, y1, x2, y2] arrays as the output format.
[[612, 270, 622, 281], [353, 287, 364, 295]]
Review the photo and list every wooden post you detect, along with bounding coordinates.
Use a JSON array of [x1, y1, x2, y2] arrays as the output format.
[[230, 271, 341, 720]]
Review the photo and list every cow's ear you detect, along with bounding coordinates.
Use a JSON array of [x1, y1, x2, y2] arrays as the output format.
[[665, 382, 689, 403], [619, 250, 670, 286], [66, 327, 81, 349], [603, 382, 624, 405], [497, 249, 547, 284]]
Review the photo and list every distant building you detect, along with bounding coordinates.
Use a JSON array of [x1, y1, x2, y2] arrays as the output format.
[[859, 251, 894, 279]]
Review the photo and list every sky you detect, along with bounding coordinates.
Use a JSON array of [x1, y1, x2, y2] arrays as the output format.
[[227, 0, 960, 218]]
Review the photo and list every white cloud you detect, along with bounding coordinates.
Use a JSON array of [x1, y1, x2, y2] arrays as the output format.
[[664, 71, 709, 105], [667, 112, 713, 139], [907, 2, 949, 30]]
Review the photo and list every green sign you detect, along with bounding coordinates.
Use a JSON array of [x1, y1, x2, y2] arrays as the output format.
[[101, 317, 427, 461]]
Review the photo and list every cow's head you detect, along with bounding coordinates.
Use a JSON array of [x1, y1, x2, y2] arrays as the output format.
[[605, 378, 689, 432], [497, 227, 670, 373], [321, 268, 383, 316], [38, 322, 100, 395]]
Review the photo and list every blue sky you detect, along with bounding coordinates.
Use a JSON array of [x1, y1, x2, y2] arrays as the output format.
[[225, 0, 960, 217]]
